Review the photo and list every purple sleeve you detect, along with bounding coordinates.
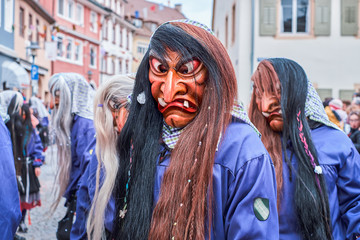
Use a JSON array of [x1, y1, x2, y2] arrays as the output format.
[[0, 116, 22, 238], [338, 145, 360, 239], [225, 155, 279, 239], [28, 130, 44, 167], [71, 160, 91, 240]]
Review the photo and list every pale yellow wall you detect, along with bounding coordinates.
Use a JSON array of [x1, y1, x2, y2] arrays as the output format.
[[14, 0, 53, 100], [131, 34, 150, 73]]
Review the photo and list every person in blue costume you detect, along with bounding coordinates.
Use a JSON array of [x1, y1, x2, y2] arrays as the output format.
[[29, 96, 50, 152], [248, 58, 360, 240], [48, 73, 95, 235], [0, 115, 22, 239], [85, 20, 278, 240], [5, 95, 44, 235], [71, 74, 134, 240]]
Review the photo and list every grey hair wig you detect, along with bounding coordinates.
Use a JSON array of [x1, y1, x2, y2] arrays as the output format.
[[49, 75, 73, 212], [87, 74, 134, 239]]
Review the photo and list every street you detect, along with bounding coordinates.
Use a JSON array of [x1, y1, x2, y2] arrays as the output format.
[[17, 146, 66, 240]]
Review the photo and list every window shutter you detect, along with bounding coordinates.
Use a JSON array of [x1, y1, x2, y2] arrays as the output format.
[[314, 0, 331, 36], [260, 0, 277, 36], [341, 0, 358, 36]]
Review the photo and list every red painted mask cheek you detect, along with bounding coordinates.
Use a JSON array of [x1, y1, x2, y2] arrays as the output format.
[[116, 108, 128, 132]]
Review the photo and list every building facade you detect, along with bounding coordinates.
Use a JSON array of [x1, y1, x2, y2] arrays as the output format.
[[0, 0, 27, 91], [14, 0, 55, 100], [212, 0, 360, 105], [96, 0, 137, 84], [124, 0, 186, 72], [39, 0, 107, 87]]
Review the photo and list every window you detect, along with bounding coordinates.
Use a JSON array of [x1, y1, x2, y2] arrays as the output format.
[[150, 23, 157, 32], [119, 58, 122, 74], [101, 56, 107, 72], [57, 36, 63, 57], [232, 4, 236, 43], [339, 89, 355, 101], [316, 88, 332, 101], [28, 14, 33, 41], [280, 0, 310, 34], [108, 21, 112, 41], [111, 59, 115, 74], [133, 19, 142, 28], [90, 46, 96, 68], [125, 60, 129, 73], [341, 0, 359, 36], [116, 0, 121, 15], [76, 4, 83, 25], [36, 19, 40, 43], [4, 0, 14, 33], [119, 26, 122, 47], [103, 21, 108, 40], [225, 16, 228, 48], [66, 38, 72, 59], [137, 46, 147, 54], [113, 24, 116, 43], [58, 0, 64, 16], [19, 7, 25, 37], [68, 1, 74, 20], [74, 41, 82, 63], [90, 11, 97, 32], [126, 32, 129, 49], [43, 25, 47, 48]]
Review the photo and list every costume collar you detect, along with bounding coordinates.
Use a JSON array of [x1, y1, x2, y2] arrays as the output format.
[[162, 100, 261, 150]]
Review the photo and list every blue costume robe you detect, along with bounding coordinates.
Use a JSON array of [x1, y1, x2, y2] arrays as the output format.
[[64, 115, 95, 201], [0, 116, 21, 239], [72, 121, 279, 239], [279, 125, 360, 239], [27, 129, 44, 166]]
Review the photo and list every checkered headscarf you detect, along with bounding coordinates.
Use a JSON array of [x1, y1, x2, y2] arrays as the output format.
[[305, 81, 339, 130]]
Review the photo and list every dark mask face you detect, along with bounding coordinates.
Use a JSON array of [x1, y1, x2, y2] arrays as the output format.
[[109, 99, 129, 133], [148, 49, 207, 128], [254, 79, 283, 132]]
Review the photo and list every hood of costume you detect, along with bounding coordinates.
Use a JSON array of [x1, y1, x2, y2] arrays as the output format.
[[49, 73, 95, 120], [305, 81, 340, 130]]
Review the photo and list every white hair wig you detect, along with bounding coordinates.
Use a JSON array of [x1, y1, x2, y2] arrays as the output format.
[[48, 74, 73, 211], [87, 74, 134, 239]]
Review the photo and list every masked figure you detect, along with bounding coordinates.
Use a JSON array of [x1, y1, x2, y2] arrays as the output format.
[[70, 75, 134, 240], [6, 95, 43, 234], [249, 58, 360, 240], [48, 73, 95, 221], [29, 96, 50, 151], [81, 20, 280, 240]]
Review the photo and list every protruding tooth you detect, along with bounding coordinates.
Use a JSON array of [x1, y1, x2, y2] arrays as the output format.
[[184, 100, 189, 108], [262, 112, 270, 118], [158, 98, 167, 107], [279, 110, 282, 115]]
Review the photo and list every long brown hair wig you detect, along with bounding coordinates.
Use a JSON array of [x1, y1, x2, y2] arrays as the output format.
[[112, 22, 237, 240], [249, 59, 332, 240]]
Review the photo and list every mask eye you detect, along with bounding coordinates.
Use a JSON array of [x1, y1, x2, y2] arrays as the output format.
[[150, 58, 167, 73], [178, 59, 201, 74]]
